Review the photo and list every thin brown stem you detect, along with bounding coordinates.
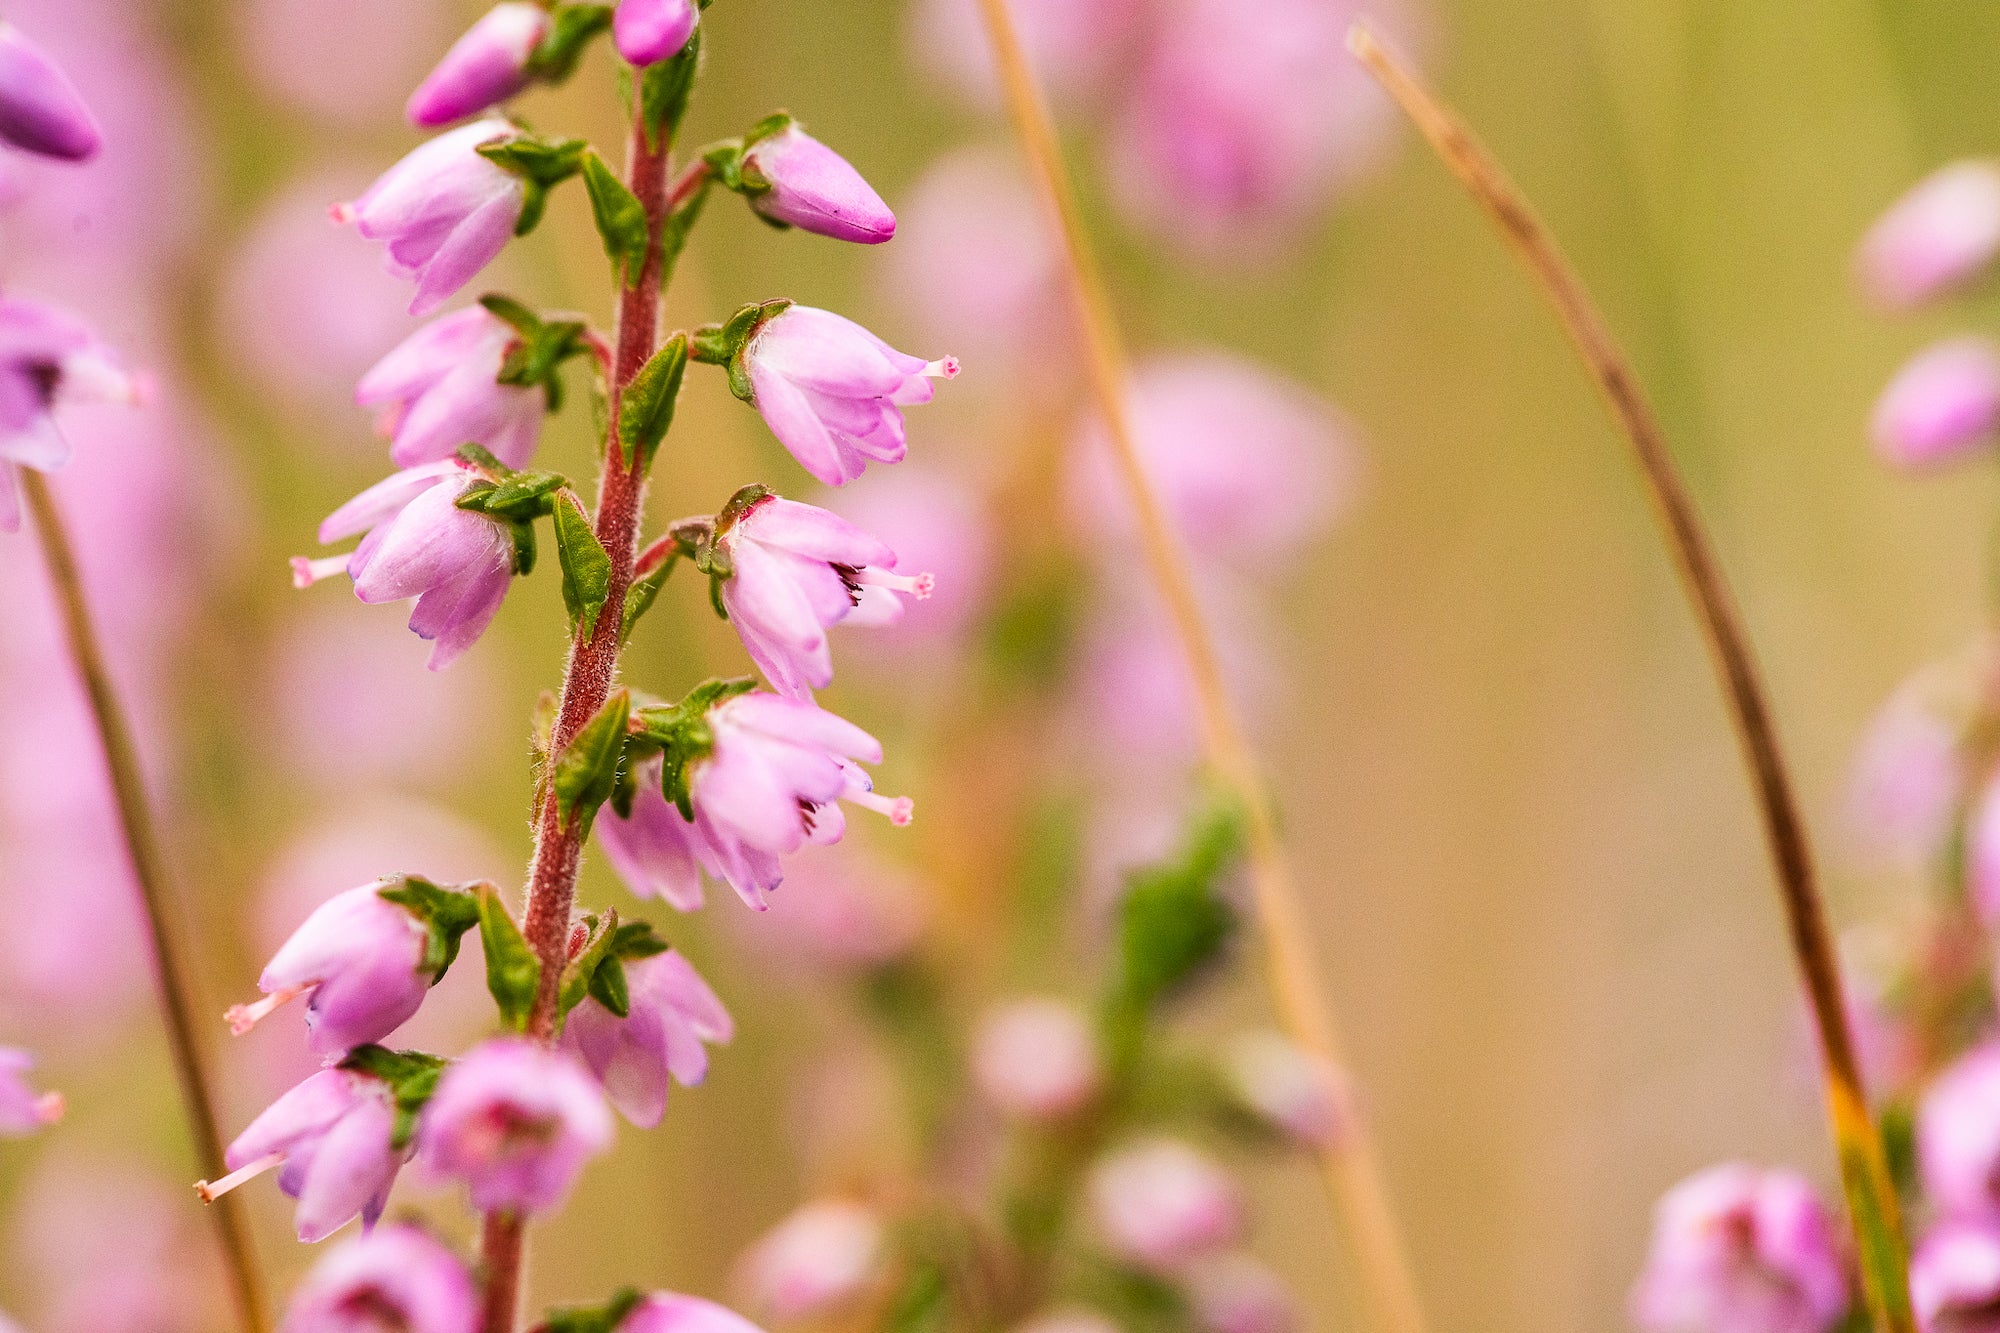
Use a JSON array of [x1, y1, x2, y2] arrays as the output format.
[[475, 105, 677, 1333], [19, 469, 269, 1333], [967, 3, 1430, 1331], [1347, 23, 1914, 1331]]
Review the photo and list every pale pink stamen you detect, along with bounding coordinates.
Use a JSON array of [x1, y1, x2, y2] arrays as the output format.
[[195, 1152, 284, 1204], [290, 555, 350, 590], [855, 567, 935, 600], [925, 356, 961, 380], [846, 788, 915, 826], [225, 982, 313, 1036]]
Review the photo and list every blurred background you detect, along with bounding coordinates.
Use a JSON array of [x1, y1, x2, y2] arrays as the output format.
[[1, 0, 1995, 1328]]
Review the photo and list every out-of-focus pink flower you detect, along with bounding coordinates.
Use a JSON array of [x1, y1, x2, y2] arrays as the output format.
[[822, 468, 995, 645], [1912, 1219, 2000, 1333], [883, 147, 1067, 390], [212, 1067, 404, 1242], [908, 0, 1143, 110], [1224, 1032, 1347, 1147], [735, 1200, 884, 1321], [717, 491, 930, 697], [0, 1049, 60, 1134], [278, 1223, 476, 1333], [1922, 1043, 2000, 1219], [1107, 0, 1409, 254], [1087, 1139, 1243, 1273], [226, 882, 436, 1058], [1969, 770, 2000, 929], [1871, 337, 2000, 468], [333, 118, 524, 316], [745, 306, 957, 487], [741, 125, 895, 244], [0, 295, 142, 531], [417, 1038, 612, 1215], [1070, 353, 1353, 569], [1857, 161, 2000, 311], [562, 950, 733, 1128], [406, 4, 550, 128], [615, 0, 699, 68], [357, 306, 546, 468], [623, 1294, 768, 1333], [1186, 1255, 1297, 1333], [1630, 1163, 1849, 1333], [293, 461, 518, 670], [972, 998, 1101, 1120], [1009, 1314, 1121, 1333], [726, 842, 928, 970], [1846, 659, 1978, 871], [240, 0, 450, 127], [0, 22, 100, 160]]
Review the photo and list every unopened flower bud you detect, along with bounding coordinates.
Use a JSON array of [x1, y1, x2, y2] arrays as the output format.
[[742, 126, 896, 245], [1087, 1138, 1243, 1273], [1912, 1219, 2000, 1333], [0, 1049, 60, 1135], [417, 1038, 612, 1215], [1858, 161, 2000, 310], [278, 1223, 476, 1333], [0, 23, 101, 161], [736, 1200, 884, 1321], [616, 0, 700, 67], [1871, 337, 2000, 468], [1224, 1032, 1347, 1147], [972, 998, 1100, 1121], [406, 4, 552, 128], [228, 882, 436, 1057]]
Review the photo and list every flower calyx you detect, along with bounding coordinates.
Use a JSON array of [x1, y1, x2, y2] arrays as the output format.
[[556, 912, 674, 1029], [479, 293, 597, 411], [526, 4, 618, 85], [628, 677, 758, 818], [537, 1287, 646, 1333], [376, 874, 486, 982], [477, 128, 589, 234], [690, 300, 792, 402], [338, 1045, 449, 1151], [453, 443, 571, 575]]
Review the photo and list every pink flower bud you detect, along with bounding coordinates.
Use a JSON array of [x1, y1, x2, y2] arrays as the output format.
[[1224, 1032, 1347, 1147], [406, 4, 551, 128], [1087, 1139, 1243, 1273], [1858, 161, 2000, 311], [562, 950, 733, 1128], [615, 0, 700, 68], [0, 296, 141, 533], [1630, 1163, 1849, 1333], [972, 999, 1101, 1120], [742, 126, 895, 244], [1922, 1042, 2000, 1219], [0, 1048, 60, 1135], [0, 23, 101, 161], [333, 118, 525, 316], [745, 307, 957, 487], [278, 1223, 476, 1333], [1186, 1255, 1297, 1333], [357, 306, 547, 469], [736, 1200, 884, 1320], [1871, 337, 2000, 468], [210, 1067, 404, 1243], [417, 1038, 612, 1215], [295, 461, 519, 670], [228, 883, 434, 1057], [718, 492, 929, 697], [623, 1294, 768, 1333], [1912, 1219, 2000, 1333]]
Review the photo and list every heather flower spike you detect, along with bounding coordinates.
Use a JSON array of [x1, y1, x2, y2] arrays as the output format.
[[278, 1223, 478, 1333], [695, 303, 958, 486], [406, 4, 554, 128], [0, 297, 143, 532], [561, 946, 733, 1127], [0, 1049, 61, 1135], [724, 118, 897, 244], [0, 23, 101, 161], [615, 0, 700, 67], [356, 305, 553, 470], [225, 878, 479, 1056], [417, 1038, 613, 1214]]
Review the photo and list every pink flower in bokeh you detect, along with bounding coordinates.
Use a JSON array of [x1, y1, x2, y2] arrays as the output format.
[[1010, 1313, 1121, 1333], [406, 3, 551, 128], [1871, 337, 2000, 468], [1186, 1255, 1298, 1333], [561, 950, 733, 1128], [1857, 160, 2000, 311], [1912, 1219, 2000, 1333], [624, 1294, 768, 1333], [418, 1038, 612, 1214], [1921, 1042, 2000, 1220], [724, 842, 928, 971], [908, 0, 1143, 110], [820, 467, 995, 647], [735, 1200, 885, 1321], [1846, 658, 1981, 872], [973, 998, 1101, 1121], [0, 295, 143, 531], [239, 0, 450, 127], [0, 1049, 60, 1134], [1968, 770, 2000, 929], [1223, 1032, 1348, 1148], [1087, 1139, 1244, 1273], [278, 1223, 476, 1333], [0, 22, 101, 161]]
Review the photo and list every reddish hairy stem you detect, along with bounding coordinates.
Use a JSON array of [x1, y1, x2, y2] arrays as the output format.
[[477, 111, 675, 1333]]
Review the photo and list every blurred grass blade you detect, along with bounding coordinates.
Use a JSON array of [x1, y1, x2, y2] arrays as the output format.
[[1346, 22, 1914, 1331]]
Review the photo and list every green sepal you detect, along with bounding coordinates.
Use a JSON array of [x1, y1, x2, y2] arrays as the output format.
[[375, 875, 483, 981], [525, 3, 615, 83], [509, 520, 538, 576], [618, 332, 688, 469], [553, 495, 612, 638], [541, 1287, 644, 1333], [638, 28, 702, 147], [690, 300, 790, 403], [499, 323, 589, 397], [553, 688, 631, 832], [339, 1046, 448, 1151], [632, 677, 756, 818], [479, 134, 587, 236], [713, 483, 772, 538], [478, 294, 542, 336], [582, 150, 650, 284], [453, 456, 568, 523], [476, 884, 541, 1033], [621, 543, 682, 644], [556, 909, 622, 1026]]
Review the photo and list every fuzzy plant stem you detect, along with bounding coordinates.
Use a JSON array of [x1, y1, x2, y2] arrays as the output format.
[[477, 108, 677, 1333], [967, 2, 1431, 1330], [19, 469, 271, 1333], [1345, 23, 1916, 1332]]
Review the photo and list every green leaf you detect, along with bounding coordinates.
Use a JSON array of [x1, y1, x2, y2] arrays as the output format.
[[553, 495, 612, 638], [881, 1262, 951, 1333], [478, 135, 589, 188], [582, 150, 650, 283], [638, 29, 701, 146], [455, 442, 513, 477], [477, 885, 542, 1033], [478, 293, 543, 336], [621, 548, 680, 644], [340, 1046, 448, 1151], [375, 876, 482, 981], [555, 910, 622, 1025], [509, 519, 538, 577], [553, 688, 631, 832], [618, 333, 688, 469], [525, 3, 615, 83], [541, 1288, 644, 1333], [480, 470, 568, 521], [497, 320, 588, 393], [586, 956, 630, 1017]]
